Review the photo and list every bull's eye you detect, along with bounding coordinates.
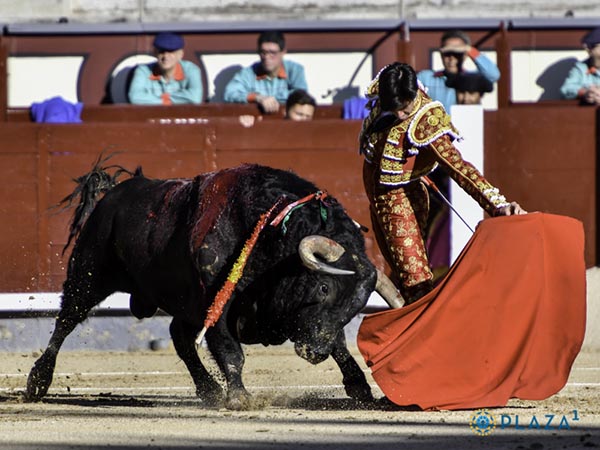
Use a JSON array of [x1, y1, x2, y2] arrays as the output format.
[[319, 284, 329, 296]]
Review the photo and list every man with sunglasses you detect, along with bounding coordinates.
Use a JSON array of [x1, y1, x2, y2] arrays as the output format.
[[416, 30, 500, 284], [224, 31, 308, 114], [417, 29, 500, 112]]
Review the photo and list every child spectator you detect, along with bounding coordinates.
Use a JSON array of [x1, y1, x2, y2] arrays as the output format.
[[238, 89, 316, 127], [447, 72, 494, 105]]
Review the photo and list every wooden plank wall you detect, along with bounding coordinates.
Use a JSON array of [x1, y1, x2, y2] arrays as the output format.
[[5, 104, 345, 123], [0, 119, 377, 292], [0, 125, 40, 292], [485, 105, 598, 266]]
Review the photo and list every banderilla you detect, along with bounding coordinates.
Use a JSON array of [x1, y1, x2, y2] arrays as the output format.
[[422, 175, 475, 234]]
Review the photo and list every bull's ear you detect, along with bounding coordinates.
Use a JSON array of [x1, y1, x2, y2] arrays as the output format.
[[298, 235, 355, 275]]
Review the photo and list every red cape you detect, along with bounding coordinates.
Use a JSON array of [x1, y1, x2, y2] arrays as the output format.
[[358, 213, 586, 410]]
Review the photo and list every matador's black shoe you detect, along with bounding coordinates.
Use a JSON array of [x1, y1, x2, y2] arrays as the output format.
[[402, 280, 434, 304]]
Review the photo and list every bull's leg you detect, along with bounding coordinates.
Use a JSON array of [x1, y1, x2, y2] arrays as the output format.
[[169, 318, 224, 406], [26, 314, 80, 401], [204, 322, 251, 411], [26, 279, 106, 402], [330, 332, 374, 403]]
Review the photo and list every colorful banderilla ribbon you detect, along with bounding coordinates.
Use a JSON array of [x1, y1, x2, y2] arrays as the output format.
[[195, 196, 285, 346]]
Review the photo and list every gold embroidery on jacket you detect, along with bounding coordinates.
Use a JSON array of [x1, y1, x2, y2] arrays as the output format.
[[407, 101, 460, 147]]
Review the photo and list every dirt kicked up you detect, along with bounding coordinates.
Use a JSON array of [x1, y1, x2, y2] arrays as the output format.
[[0, 346, 599, 449]]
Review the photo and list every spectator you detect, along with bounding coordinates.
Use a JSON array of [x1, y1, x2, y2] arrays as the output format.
[[128, 32, 203, 105], [417, 29, 500, 111], [238, 89, 316, 127], [417, 31, 499, 273], [447, 72, 494, 105], [224, 31, 308, 114], [284, 89, 316, 121], [560, 27, 600, 105]]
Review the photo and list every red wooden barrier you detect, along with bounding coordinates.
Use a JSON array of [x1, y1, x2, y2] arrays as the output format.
[[0, 107, 596, 293]]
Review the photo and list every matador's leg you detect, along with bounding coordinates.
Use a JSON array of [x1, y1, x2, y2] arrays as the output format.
[[372, 181, 434, 302]]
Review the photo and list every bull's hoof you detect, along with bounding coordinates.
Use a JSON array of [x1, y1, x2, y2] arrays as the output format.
[[225, 388, 252, 411], [25, 358, 56, 402], [344, 382, 374, 404], [25, 353, 57, 402], [196, 382, 225, 407], [25, 372, 50, 402], [24, 387, 44, 403]]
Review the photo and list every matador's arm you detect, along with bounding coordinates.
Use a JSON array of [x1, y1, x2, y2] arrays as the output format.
[[426, 134, 510, 216]]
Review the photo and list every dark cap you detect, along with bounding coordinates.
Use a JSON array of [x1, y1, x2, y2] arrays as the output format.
[[582, 27, 600, 48], [153, 32, 184, 51], [447, 72, 493, 94]]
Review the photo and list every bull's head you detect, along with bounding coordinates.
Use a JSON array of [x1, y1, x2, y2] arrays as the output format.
[[290, 235, 402, 364]]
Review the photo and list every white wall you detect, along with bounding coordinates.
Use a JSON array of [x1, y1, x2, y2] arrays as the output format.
[[8, 52, 373, 107], [8, 45, 589, 110], [448, 104, 484, 263], [203, 52, 372, 104], [8, 56, 83, 107], [511, 49, 587, 102]]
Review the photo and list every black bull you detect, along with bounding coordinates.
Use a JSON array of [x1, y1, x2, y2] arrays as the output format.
[[26, 162, 401, 409]]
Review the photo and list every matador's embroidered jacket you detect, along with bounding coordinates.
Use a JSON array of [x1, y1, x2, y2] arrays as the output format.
[[361, 90, 510, 216]]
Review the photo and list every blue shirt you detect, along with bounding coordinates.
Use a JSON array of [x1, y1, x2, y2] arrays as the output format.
[[560, 59, 600, 100], [128, 60, 203, 105], [417, 49, 500, 111], [223, 59, 308, 104]]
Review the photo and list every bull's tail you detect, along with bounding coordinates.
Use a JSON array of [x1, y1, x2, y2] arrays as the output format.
[[56, 153, 140, 254]]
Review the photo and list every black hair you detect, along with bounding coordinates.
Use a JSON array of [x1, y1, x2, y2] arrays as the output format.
[[286, 89, 316, 112], [258, 30, 286, 51], [377, 63, 419, 112], [440, 29, 471, 46]]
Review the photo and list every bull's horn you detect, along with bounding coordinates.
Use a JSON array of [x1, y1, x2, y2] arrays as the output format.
[[375, 269, 405, 308], [298, 235, 355, 276]]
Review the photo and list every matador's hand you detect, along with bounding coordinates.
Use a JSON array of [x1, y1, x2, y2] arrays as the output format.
[[494, 201, 527, 216]]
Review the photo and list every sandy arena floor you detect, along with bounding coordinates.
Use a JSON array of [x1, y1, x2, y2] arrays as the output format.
[[0, 345, 598, 449]]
